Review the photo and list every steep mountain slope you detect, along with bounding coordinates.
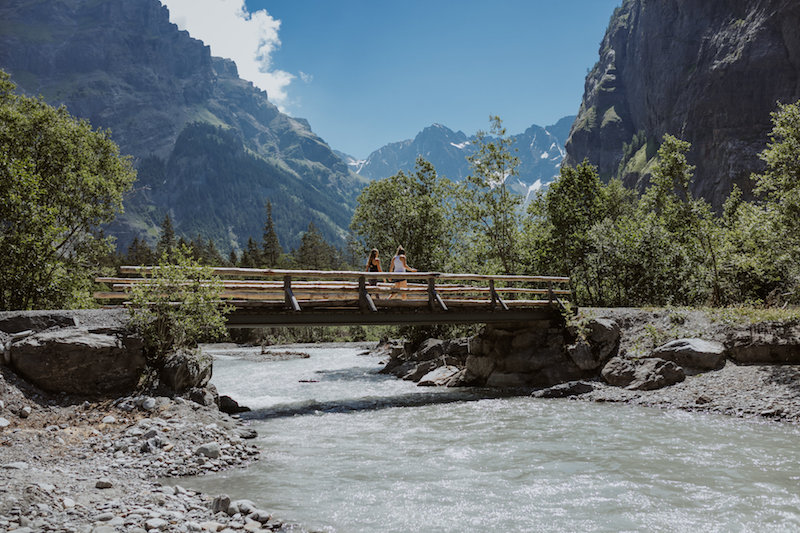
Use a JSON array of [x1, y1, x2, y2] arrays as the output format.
[[353, 117, 574, 196], [564, 0, 800, 208], [0, 0, 364, 250]]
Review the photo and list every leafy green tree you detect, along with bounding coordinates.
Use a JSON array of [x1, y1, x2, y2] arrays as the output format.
[[128, 245, 231, 359], [459, 116, 523, 274], [524, 160, 605, 303], [350, 156, 456, 271], [262, 200, 283, 267], [642, 134, 720, 304], [753, 100, 800, 243], [0, 71, 136, 310]]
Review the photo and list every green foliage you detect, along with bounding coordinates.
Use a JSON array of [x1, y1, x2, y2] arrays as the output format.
[[524, 159, 606, 303], [0, 70, 136, 310], [753, 100, 800, 248], [459, 116, 523, 274], [350, 156, 457, 272], [127, 246, 231, 359]]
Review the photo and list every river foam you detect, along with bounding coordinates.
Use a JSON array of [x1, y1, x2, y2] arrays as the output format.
[[190, 344, 800, 532]]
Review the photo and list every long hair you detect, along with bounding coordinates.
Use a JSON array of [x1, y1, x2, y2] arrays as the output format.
[[369, 248, 379, 261], [395, 245, 405, 257]]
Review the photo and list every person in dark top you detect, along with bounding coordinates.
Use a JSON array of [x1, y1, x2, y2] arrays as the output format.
[[365, 248, 383, 287]]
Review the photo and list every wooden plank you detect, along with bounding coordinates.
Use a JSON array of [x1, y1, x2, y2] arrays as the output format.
[[118, 266, 570, 284]]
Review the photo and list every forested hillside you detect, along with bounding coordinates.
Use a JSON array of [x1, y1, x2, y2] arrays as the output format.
[[0, 0, 365, 251]]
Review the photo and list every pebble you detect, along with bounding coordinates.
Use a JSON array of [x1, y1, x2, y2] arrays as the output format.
[[3, 462, 29, 470], [19, 406, 31, 419], [142, 398, 157, 411], [144, 517, 168, 530], [195, 442, 221, 459], [62, 497, 76, 508], [101, 415, 116, 424], [95, 479, 113, 489], [0, 417, 10, 428]]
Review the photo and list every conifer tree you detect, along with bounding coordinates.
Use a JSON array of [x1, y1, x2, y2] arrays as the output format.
[[262, 201, 282, 267], [156, 214, 176, 260]]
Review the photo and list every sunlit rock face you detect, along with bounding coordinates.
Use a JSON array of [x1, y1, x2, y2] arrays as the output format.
[[565, 0, 800, 209]]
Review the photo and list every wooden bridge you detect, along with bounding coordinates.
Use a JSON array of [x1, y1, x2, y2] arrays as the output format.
[[96, 267, 572, 327]]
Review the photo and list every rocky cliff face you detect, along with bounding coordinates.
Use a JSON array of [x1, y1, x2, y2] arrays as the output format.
[[353, 117, 574, 197], [564, 0, 800, 208], [0, 0, 364, 250]]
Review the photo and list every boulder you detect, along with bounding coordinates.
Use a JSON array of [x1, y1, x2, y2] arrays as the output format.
[[726, 326, 800, 364], [0, 312, 77, 334], [532, 381, 595, 398], [9, 327, 145, 395], [602, 356, 685, 390], [418, 366, 461, 387], [586, 318, 621, 360], [159, 349, 212, 393], [415, 338, 445, 361], [566, 318, 620, 371], [651, 338, 726, 370]]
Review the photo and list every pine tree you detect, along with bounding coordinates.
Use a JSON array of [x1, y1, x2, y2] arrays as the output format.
[[262, 201, 282, 268], [295, 221, 335, 270], [241, 237, 261, 268], [156, 214, 176, 260], [126, 237, 154, 265]]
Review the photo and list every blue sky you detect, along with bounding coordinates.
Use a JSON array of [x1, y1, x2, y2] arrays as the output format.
[[164, 0, 621, 158]]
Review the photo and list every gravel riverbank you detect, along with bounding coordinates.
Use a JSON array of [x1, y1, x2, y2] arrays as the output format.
[[0, 364, 297, 533], [570, 307, 800, 424]]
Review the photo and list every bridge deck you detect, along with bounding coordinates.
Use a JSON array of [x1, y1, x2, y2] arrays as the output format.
[[95, 267, 572, 327]]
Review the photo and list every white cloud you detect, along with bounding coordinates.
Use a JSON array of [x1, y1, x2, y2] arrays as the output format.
[[162, 0, 294, 107], [298, 71, 313, 84]]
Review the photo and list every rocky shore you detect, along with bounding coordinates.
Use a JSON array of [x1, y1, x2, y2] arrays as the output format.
[[0, 310, 305, 533], [379, 307, 800, 425]]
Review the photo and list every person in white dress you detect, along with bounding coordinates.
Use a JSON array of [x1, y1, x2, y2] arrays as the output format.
[[390, 245, 416, 300]]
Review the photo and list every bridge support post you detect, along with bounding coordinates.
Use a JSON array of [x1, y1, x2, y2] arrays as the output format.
[[489, 280, 508, 311], [284, 275, 301, 312], [428, 278, 448, 311], [358, 276, 378, 312]]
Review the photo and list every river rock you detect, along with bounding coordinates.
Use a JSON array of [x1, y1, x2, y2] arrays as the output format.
[[533, 381, 595, 398], [416, 338, 445, 361], [195, 442, 221, 459], [158, 348, 213, 393], [418, 365, 461, 387], [219, 395, 250, 414], [212, 495, 231, 514], [95, 478, 113, 489], [651, 338, 726, 370], [9, 327, 145, 395], [188, 385, 219, 407], [602, 356, 685, 390]]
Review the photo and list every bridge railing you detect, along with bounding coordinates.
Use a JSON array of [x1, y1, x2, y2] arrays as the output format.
[[95, 267, 571, 313]]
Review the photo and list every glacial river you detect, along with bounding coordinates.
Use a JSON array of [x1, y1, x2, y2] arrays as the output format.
[[186, 344, 800, 532]]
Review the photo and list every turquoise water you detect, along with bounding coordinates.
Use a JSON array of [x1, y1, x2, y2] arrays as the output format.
[[186, 344, 800, 532]]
